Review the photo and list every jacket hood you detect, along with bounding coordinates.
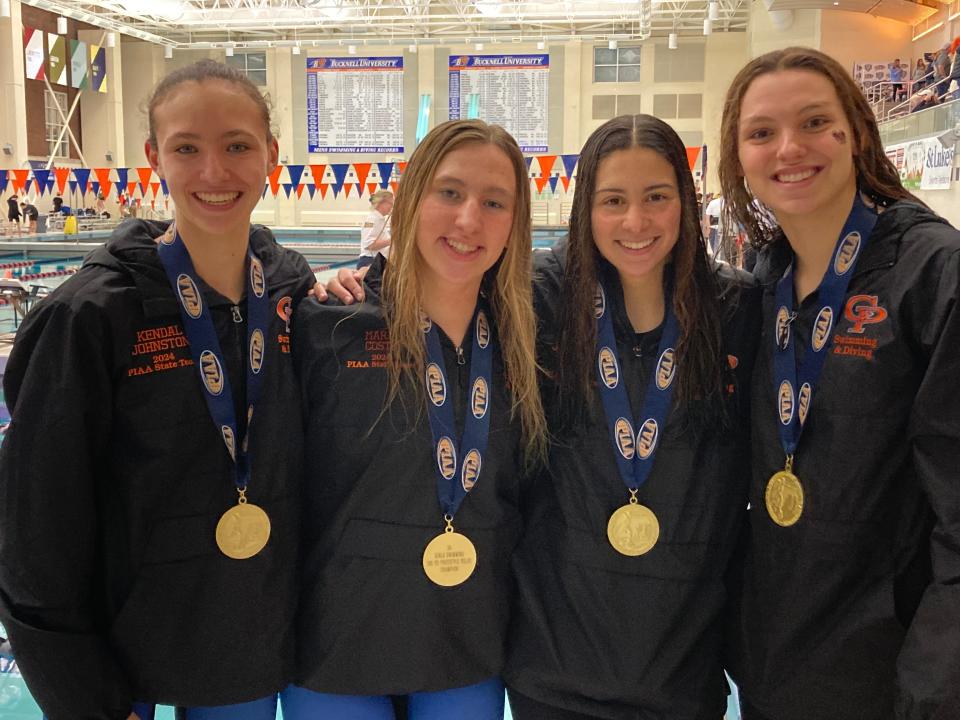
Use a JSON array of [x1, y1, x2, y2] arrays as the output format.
[[753, 200, 950, 285]]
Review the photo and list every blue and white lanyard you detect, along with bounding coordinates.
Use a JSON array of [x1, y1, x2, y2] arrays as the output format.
[[595, 279, 680, 493], [157, 230, 270, 490], [423, 305, 494, 520], [772, 194, 878, 457]]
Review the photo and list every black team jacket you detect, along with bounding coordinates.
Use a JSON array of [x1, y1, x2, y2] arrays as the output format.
[[727, 201, 960, 720], [292, 259, 525, 695], [0, 219, 315, 719], [504, 242, 761, 720]]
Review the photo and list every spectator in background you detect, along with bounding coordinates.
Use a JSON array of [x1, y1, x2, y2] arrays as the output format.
[[705, 192, 724, 255], [912, 58, 927, 92], [51, 196, 71, 216], [19, 202, 38, 234], [889, 59, 905, 101], [911, 89, 940, 113], [6, 194, 20, 229], [947, 37, 960, 100], [934, 43, 951, 98], [356, 189, 393, 269]]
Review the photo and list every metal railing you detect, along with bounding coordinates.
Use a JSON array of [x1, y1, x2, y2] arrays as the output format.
[[878, 96, 960, 148]]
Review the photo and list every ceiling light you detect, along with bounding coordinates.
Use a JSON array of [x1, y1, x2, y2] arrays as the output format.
[[57, 16, 68, 34], [709, 1, 719, 21], [1, 0, 12, 19], [106, 32, 116, 48], [164, 45, 173, 59], [347, 44, 356, 54], [537, 40, 545, 50], [409, 44, 418, 53], [668, 32, 678, 49], [475, 42, 484, 51], [703, 18, 712, 35], [225, 46, 234, 56], [292, 45, 301, 55], [608, 39, 618, 50]]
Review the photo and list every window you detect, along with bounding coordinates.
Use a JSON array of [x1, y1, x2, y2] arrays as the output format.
[[226, 51, 267, 86], [592, 94, 643, 119], [45, 89, 70, 159], [594, 45, 642, 83]]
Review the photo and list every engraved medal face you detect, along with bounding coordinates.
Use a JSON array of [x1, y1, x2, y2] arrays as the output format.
[[765, 470, 805, 527], [422, 531, 477, 587], [215, 502, 271, 559], [607, 503, 660, 556]]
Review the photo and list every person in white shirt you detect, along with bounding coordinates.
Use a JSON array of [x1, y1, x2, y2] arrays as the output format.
[[704, 193, 724, 255], [357, 190, 394, 269]]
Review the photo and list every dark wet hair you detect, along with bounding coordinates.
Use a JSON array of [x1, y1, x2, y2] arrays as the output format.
[[557, 114, 725, 425], [719, 46, 921, 249], [145, 59, 273, 147]]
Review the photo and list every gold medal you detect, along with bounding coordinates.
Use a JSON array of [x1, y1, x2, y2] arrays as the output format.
[[607, 490, 659, 556], [215, 489, 271, 559], [765, 456, 804, 527], [422, 516, 477, 587]]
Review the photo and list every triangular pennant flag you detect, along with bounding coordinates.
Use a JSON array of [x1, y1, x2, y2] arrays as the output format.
[[354, 184, 364, 198], [535, 176, 550, 193], [561, 176, 571, 192], [524, 157, 533, 172], [54, 167, 71, 194], [318, 184, 329, 200], [330, 163, 350, 191], [137, 167, 153, 194], [150, 182, 161, 199], [91, 181, 101, 198], [376, 162, 394, 189], [282, 183, 294, 199], [72, 168, 91, 193], [94, 168, 113, 196], [397, 162, 407, 175], [267, 165, 283, 197], [47, 179, 55, 193], [127, 182, 138, 197], [68, 180, 78, 195], [262, 184, 269, 199], [286, 164, 305, 188], [309, 164, 326, 189], [0, 170, 7, 194], [685, 147, 701, 172], [560, 154, 579, 179], [390, 181, 398, 194], [114, 181, 126, 198], [536, 155, 557, 179], [352, 163, 372, 189], [306, 184, 316, 199], [32, 169, 52, 195], [160, 179, 169, 196], [10, 169, 30, 193], [32, 179, 44, 195], [367, 183, 379, 196], [548, 176, 560, 194], [116, 167, 129, 189], [295, 184, 305, 200]]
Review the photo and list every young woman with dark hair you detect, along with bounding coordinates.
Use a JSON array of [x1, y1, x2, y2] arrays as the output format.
[[719, 46, 960, 720], [0, 59, 315, 720]]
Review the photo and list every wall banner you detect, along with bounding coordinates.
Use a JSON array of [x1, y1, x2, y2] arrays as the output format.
[[306, 56, 404, 154], [48, 33, 68, 86], [71, 40, 88, 89], [448, 54, 549, 153], [884, 137, 955, 191], [90, 44, 107, 93], [23, 27, 46, 80]]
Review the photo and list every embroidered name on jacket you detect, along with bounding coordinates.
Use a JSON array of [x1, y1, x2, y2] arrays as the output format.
[[128, 324, 194, 377]]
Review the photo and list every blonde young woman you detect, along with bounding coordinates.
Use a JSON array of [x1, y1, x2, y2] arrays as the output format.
[[358, 189, 394, 269], [285, 119, 546, 720]]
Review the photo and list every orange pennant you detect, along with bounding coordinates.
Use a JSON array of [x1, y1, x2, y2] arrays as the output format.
[[397, 162, 407, 175], [561, 176, 571, 192], [94, 168, 113, 196], [295, 184, 305, 199], [53, 167, 71, 194], [535, 176, 550, 193], [10, 169, 29, 193], [127, 182, 138, 197], [318, 184, 329, 199], [137, 167, 153, 193], [390, 181, 398, 194], [309, 164, 326, 189], [536, 155, 557, 178], [150, 182, 161, 198], [267, 165, 283, 197], [685, 147, 701, 172], [367, 183, 379, 196], [352, 162, 372, 189]]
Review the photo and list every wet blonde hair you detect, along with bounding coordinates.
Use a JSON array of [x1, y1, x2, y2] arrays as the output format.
[[382, 119, 547, 465]]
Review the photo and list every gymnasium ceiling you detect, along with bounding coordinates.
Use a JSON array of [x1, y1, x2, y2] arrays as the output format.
[[21, 0, 753, 49]]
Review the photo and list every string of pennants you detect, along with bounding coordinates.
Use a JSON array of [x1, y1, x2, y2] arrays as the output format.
[[0, 149, 703, 203]]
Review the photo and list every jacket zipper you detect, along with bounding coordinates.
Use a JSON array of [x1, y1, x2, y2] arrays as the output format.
[[455, 345, 465, 365]]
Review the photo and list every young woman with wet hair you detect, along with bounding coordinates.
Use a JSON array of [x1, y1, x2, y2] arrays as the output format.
[[0, 59, 316, 719], [285, 118, 546, 719], [719, 46, 960, 720], [501, 114, 760, 719]]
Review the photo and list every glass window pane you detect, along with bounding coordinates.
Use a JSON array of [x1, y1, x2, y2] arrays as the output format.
[[594, 47, 617, 65], [246, 52, 266, 69], [249, 69, 267, 86], [594, 65, 617, 83], [619, 47, 641, 64], [618, 65, 641, 82], [225, 54, 244, 69]]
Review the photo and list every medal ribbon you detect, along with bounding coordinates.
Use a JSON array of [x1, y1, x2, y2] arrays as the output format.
[[773, 193, 878, 456], [423, 304, 494, 519], [595, 279, 680, 493], [157, 230, 270, 491]]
